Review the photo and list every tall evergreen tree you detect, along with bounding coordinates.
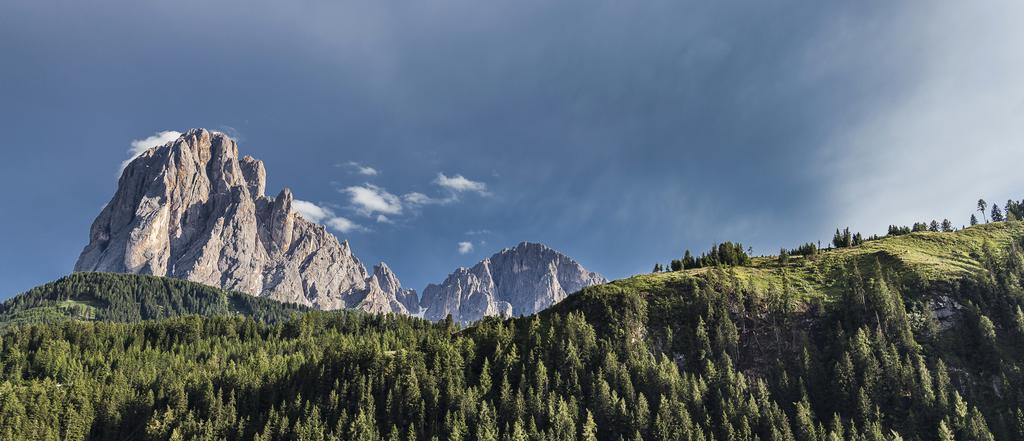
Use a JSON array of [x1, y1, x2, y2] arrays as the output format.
[[992, 205, 1004, 222]]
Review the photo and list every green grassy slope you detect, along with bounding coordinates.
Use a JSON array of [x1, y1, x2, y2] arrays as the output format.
[[592, 221, 1024, 304]]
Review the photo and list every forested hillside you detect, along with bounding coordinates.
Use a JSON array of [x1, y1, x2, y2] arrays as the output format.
[[0, 272, 306, 326], [2, 222, 1024, 440]]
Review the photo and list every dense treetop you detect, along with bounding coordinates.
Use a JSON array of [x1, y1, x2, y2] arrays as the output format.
[[2, 221, 1024, 439], [0, 272, 306, 327]]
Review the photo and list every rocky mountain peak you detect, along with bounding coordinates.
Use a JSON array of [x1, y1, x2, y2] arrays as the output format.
[[239, 155, 267, 197], [368, 262, 419, 314], [74, 128, 413, 313], [419, 242, 606, 324], [269, 188, 295, 252], [76, 128, 605, 321]]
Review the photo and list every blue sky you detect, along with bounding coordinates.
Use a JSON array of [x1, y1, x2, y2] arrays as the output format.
[[2, 0, 1024, 298]]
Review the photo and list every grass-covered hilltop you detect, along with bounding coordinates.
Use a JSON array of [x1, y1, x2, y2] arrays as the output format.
[[3, 218, 1024, 440]]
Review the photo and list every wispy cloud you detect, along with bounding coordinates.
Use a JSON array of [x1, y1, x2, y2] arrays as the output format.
[[402, 191, 455, 206], [326, 217, 363, 233], [402, 173, 490, 208], [213, 125, 242, 142], [342, 161, 379, 176], [435, 173, 488, 195], [121, 130, 181, 172], [293, 199, 364, 233], [457, 241, 474, 254], [343, 184, 403, 216], [292, 200, 332, 223]]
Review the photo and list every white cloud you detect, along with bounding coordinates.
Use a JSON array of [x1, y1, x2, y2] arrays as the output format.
[[457, 241, 474, 254], [375, 214, 393, 224], [292, 200, 332, 223], [344, 161, 379, 176], [403, 192, 433, 205], [435, 173, 488, 195], [120, 130, 181, 172], [343, 184, 403, 216], [403, 191, 455, 206], [293, 199, 364, 233], [326, 216, 362, 233]]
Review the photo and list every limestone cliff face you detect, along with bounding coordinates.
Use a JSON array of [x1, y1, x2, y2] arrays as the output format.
[[355, 263, 420, 315], [74, 128, 413, 311], [419, 242, 606, 323]]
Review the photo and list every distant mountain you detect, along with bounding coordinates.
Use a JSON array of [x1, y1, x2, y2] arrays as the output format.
[[0, 272, 306, 326], [74, 128, 415, 313], [420, 242, 606, 323], [73, 129, 612, 321]]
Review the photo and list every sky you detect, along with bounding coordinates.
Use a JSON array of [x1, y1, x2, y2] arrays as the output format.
[[2, 0, 1024, 298]]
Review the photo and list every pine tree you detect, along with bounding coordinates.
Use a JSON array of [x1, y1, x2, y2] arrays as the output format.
[[581, 410, 598, 441], [971, 214, 979, 226], [937, 419, 954, 441], [475, 403, 498, 441], [979, 199, 989, 223], [794, 396, 819, 441], [349, 408, 380, 441], [992, 204, 1005, 222], [966, 407, 995, 441]]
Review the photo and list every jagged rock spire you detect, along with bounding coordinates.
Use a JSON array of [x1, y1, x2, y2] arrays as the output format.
[[74, 128, 413, 311]]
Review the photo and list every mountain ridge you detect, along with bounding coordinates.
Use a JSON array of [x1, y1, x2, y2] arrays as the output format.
[[72, 128, 604, 321]]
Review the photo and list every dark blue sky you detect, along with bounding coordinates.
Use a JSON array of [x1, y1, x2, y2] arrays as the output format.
[[2, 0, 1023, 297]]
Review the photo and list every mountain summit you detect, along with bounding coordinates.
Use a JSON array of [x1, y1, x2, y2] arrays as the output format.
[[74, 128, 414, 311], [74, 129, 604, 320], [420, 242, 606, 323]]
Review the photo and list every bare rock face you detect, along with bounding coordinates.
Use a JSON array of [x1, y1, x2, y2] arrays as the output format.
[[420, 242, 606, 323], [75, 128, 413, 312], [352, 263, 420, 314], [372, 263, 420, 313]]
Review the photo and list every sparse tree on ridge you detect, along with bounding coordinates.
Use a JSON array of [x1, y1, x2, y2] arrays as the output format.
[[929, 220, 940, 232], [1006, 199, 1024, 221], [971, 214, 979, 226], [942, 219, 954, 232], [833, 228, 854, 248], [979, 199, 989, 223], [992, 204, 1004, 222]]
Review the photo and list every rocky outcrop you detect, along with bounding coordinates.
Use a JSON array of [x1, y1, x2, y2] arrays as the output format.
[[419, 242, 606, 323], [74, 128, 413, 312], [355, 263, 420, 314]]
